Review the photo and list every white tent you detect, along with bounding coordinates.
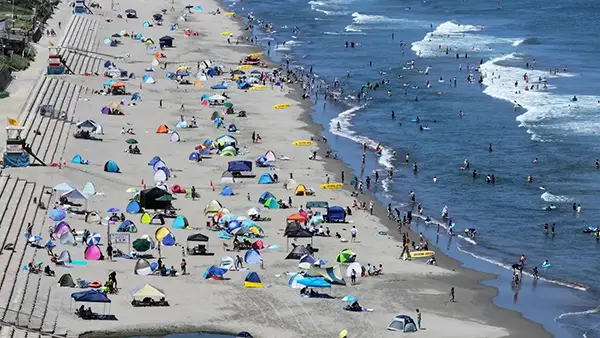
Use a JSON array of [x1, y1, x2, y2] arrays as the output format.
[[143, 76, 156, 84], [152, 58, 160, 66], [219, 256, 235, 270], [195, 73, 207, 81], [220, 171, 235, 184], [209, 94, 226, 101], [170, 132, 181, 143], [61, 189, 89, 210], [77, 120, 103, 135], [82, 182, 96, 196], [154, 169, 167, 182], [54, 183, 76, 191], [283, 178, 298, 190], [131, 284, 166, 301], [345, 262, 362, 277]]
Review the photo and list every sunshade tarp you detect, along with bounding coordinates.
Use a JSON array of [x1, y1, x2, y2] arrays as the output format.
[[71, 289, 111, 302], [227, 160, 252, 172], [132, 284, 166, 300]]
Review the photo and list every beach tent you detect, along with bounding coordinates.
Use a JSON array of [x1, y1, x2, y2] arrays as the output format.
[[155, 226, 175, 244], [244, 272, 263, 288], [327, 206, 346, 222], [295, 184, 308, 196], [170, 132, 181, 143], [306, 265, 345, 285], [61, 189, 89, 210], [215, 135, 237, 147], [153, 168, 168, 182], [118, 220, 138, 233], [227, 124, 237, 133], [387, 315, 417, 332], [132, 284, 166, 301], [258, 173, 274, 184], [221, 186, 233, 196], [58, 273, 76, 287], [238, 82, 252, 90], [104, 160, 120, 173], [148, 156, 162, 166], [54, 183, 76, 191], [82, 182, 96, 196], [286, 245, 312, 260], [59, 250, 72, 263], [264, 150, 276, 162], [306, 201, 329, 209], [300, 254, 316, 265], [244, 249, 261, 264], [156, 125, 169, 133], [210, 83, 228, 90], [221, 171, 235, 184], [264, 197, 279, 209], [84, 245, 103, 260], [140, 212, 152, 224], [59, 231, 75, 245], [71, 154, 86, 164], [150, 214, 166, 225], [139, 187, 172, 210], [297, 277, 332, 288], [172, 215, 190, 229], [189, 152, 200, 162], [227, 160, 251, 173], [142, 74, 155, 84], [220, 146, 237, 157], [258, 191, 275, 204], [219, 256, 235, 270], [54, 221, 71, 237], [85, 211, 101, 224], [284, 179, 298, 190], [288, 273, 304, 289], [159, 35, 174, 48], [134, 259, 153, 275], [203, 265, 228, 280], [153, 160, 168, 173], [204, 200, 222, 216], [345, 262, 362, 277], [287, 213, 307, 222], [176, 119, 187, 128], [126, 200, 142, 213], [71, 290, 111, 303]]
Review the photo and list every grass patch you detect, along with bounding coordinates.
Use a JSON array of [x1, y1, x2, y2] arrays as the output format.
[[0, 55, 30, 71], [0, 92, 10, 99]]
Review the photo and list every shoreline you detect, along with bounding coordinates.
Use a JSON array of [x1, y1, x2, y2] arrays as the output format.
[[0, 0, 553, 337]]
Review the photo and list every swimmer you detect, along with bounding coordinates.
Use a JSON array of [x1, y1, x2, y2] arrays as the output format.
[[433, 176, 438, 183], [464, 228, 476, 239], [533, 158, 538, 164], [595, 159, 599, 169], [336, 121, 341, 131], [391, 111, 395, 119], [527, 175, 533, 182], [532, 266, 539, 279], [577, 204, 582, 213], [542, 260, 549, 267], [572, 95, 578, 102], [488, 143, 493, 152], [387, 90, 392, 96]]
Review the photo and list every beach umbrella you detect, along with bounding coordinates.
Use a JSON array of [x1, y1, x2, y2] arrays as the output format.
[[48, 208, 66, 222], [86, 232, 101, 246], [132, 238, 152, 252], [342, 295, 358, 302], [224, 102, 233, 108], [126, 187, 137, 193], [247, 207, 260, 216], [336, 249, 355, 263], [106, 207, 120, 213], [126, 138, 138, 144], [313, 259, 328, 266]]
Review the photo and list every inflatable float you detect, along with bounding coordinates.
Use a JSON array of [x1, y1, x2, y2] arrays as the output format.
[[273, 104, 291, 109], [320, 183, 343, 189], [542, 263, 552, 268], [409, 250, 435, 258], [248, 52, 263, 57], [237, 65, 252, 69], [292, 140, 313, 146]]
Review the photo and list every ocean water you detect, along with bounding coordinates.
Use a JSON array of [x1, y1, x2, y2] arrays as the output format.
[[221, 0, 600, 336]]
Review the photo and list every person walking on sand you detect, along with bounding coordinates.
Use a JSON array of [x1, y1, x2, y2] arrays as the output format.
[[26, 222, 33, 237], [180, 259, 187, 275], [416, 309, 422, 329], [106, 243, 113, 261], [369, 200, 374, 215], [450, 287, 455, 302], [252, 131, 256, 143], [180, 103, 185, 111], [351, 269, 357, 285], [159, 99, 163, 108], [350, 226, 358, 242]]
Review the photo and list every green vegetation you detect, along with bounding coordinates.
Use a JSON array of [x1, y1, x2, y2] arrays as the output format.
[[0, 55, 31, 71], [0, 92, 10, 99]]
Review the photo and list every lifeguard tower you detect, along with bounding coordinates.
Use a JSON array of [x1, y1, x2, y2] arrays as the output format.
[[4, 126, 30, 167], [47, 47, 73, 75]]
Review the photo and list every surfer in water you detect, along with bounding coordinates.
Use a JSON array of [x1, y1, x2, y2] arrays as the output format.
[[336, 121, 341, 131]]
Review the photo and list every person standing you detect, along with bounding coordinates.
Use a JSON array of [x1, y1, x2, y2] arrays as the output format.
[[106, 243, 113, 261], [159, 99, 163, 108], [350, 269, 357, 285], [416, 309, 422, 329], [191, 186, 196, 201], [350, 226, 358, 243], [450, 287, 455, 302], [180, 258, 187, 275], [369, 200, 374, 215], [26, 222, 33, 237], [341, 171, 345, 183]]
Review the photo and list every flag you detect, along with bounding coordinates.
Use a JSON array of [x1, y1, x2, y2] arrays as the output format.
[[7, 117, 18, 126]]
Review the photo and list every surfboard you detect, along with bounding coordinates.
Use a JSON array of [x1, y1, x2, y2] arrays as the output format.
[[409, 250, 435, 258], [273, 104, 291, 109], [249, 85, 265, 91], [248, 52, 263, 57], [237, 65, 252, 70], [411, 119, 419, 123], [221, 31, 232, 36], [320, 183, 343, 189], [292, 140, 313, 146]]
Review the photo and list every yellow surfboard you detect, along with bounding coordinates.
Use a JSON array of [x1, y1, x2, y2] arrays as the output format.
[[224, 12, 235, 17], [292, 140, 313, 146], [221, 31, 232, 36], [273, 103, 291, 109], [408, 250, 435, 258], [320, 183, 343, 189], [237, 65, 252, 70], [248, 52, 263, 57], [249, 85, 265, 91]]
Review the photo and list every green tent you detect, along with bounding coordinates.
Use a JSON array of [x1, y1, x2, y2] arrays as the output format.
[[264, 197, 279, 209], [224, 102, 233, 108], [220, 146, 237, 156], [336, 249, 355, 263]]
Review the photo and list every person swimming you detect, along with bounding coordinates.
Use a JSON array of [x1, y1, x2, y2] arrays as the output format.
[[572, 95, 578, 102]]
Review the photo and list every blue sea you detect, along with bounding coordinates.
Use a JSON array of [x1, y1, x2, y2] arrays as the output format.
[[219, 0, 600, 336]]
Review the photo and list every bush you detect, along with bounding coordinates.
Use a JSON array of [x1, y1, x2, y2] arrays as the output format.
[[0, 92, 10, 99], [5, 55, 30, 71]]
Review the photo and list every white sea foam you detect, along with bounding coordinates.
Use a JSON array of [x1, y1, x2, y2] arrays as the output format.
[[284, 40, 302, 46], [541, 191, 573, 203], [344, 24, 362, 33], [329, 104, 394, 169], [512, 38, 525, 47], [411, 21, 519, 58], [480, 53, 599, 138]]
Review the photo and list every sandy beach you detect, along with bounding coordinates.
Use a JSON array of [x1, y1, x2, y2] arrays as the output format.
[[0, 0, 550, 337]]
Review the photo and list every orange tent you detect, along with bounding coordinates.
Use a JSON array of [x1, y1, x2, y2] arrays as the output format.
[[156, 124, 168, 133], [111, 82, 125, 88], [286, 213, 307, 222]]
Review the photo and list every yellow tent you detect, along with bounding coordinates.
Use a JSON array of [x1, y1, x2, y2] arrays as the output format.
[[140, 212, 151, 224], [295, 184, 307, 196], [194, 81, 202, 87], [155, 226, 170, 241], [204, 200, 223, 216], [132, 284, 166, 301]]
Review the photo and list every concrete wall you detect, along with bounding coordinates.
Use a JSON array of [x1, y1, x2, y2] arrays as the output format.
[[0, 66, 12, 92]]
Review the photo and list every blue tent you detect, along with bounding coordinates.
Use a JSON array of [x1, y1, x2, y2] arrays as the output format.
[[258, 191, 274, 204], [327, 206, 346, 222], [241, 219, 256, 228], [256, 156, 267, 165], [166, 72, 175, 79], [153, 160, 167, 172], [71, 289, 112, 302], [104, 160, 120, 173], [244, 249, 261, 264], [189, 152, 199, 162], [258, 173, 274, 184], [161, 233, 176, 246], [221, 186, 233, 196], [126, 200, 141, 213], [71, 154, 86, 164], [203, 265, 228, 279], [299, 255, 316, 264], [135, 32, 144, 39], [227, 220, 241, 232], [148, 156, 161, 166], [211, 83, 228, 90], [227, 161, 252, 172], [206, 68, 217, 77], [228, 124, 237, 132], [238, 82, 252, 90], [245, 272, 263, 285], [103, 80, 116, 87], [172, 216, 189, 229], [201, 94, 210, 101], [131, 92, 141, 101], [103, 60, 112, 68], [297, 277, 331, 288]]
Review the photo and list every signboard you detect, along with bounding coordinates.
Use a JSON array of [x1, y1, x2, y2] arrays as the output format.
[[5, 144, 23, 153], [110, 232, 130, 244]]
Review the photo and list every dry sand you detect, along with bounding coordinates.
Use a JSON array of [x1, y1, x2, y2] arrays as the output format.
[[1, 0, 550, 337]]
